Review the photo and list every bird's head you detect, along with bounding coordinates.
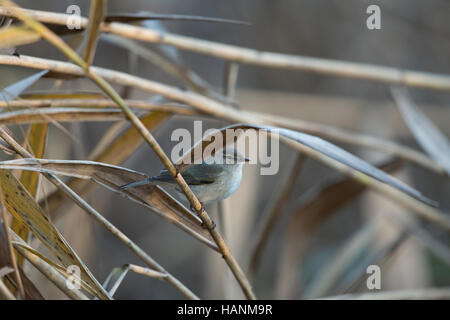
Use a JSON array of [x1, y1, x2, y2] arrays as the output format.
[[205, 147, 250, 165]]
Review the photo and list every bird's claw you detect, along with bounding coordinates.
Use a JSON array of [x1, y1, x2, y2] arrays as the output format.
[[190, 202, 205, 213], [200, 219, 216, 230], [191, 202, 216, 230]]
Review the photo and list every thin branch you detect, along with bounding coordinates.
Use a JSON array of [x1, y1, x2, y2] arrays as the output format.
[[103, 264, 168, 297], [103, 13, 250, 25], [2, 7, 450, 91], [0, 98, 197, 115], [82, 0, 105, 65], [257, 112, 446, 177]]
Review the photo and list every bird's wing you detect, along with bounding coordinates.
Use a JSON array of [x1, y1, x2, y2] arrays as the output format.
[[153, 167, 217, 185]]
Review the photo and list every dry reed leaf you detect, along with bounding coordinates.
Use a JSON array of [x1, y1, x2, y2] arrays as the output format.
[[0, 107, 123, 125], [104, 12, 249, 25], [22, 124, 48, 189], [0, 221, 43, 299], [22, 124, 48, 193], [0, 68, 47, 157], [0, 159, 218, 251], [2, 69, 49, 251], [0, 266, 13, 279], [12, 122, 48, 263], [0, 70, 47, 102], [0, 24, 40, 49], [275, 159, 402, 298], [20, 91, 106, 100], [0, 169, 109, 299], [392, 87, 450, 176], [42, 71, 82, 80]]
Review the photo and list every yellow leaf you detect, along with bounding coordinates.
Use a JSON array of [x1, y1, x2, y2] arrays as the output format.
[[0, 169, 109, 299], [0, 25, 40, 49], [12, 123, 48, 264], [20, 92, 106, 100]]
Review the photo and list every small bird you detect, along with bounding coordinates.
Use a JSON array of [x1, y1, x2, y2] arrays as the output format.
[[119, 147, 249, 204]]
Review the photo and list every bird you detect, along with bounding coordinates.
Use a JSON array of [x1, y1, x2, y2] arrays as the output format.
[[119, 147, 249, 205]]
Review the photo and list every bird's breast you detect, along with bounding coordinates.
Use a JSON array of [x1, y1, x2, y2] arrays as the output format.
[[171, 164, 243, 204]]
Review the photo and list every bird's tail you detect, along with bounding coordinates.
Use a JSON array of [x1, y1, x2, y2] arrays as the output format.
[[119, 178, 152, 190]]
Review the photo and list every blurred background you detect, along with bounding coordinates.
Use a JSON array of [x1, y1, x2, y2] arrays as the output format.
[[2, 0, 450, 299]]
